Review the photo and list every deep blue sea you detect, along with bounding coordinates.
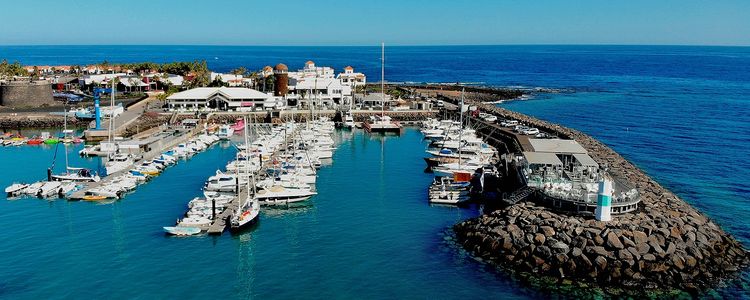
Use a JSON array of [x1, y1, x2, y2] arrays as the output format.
[[1, 45, 750, 298]]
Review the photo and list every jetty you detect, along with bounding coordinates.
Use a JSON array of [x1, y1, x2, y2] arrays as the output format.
[[69, 124, 206, 200], [421, 87, 748, 295]]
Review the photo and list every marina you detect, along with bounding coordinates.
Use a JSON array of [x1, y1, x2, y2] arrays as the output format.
[[1, 44, 749, 299]]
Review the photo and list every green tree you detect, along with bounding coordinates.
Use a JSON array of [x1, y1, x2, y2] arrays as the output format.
[[230, 66, 248, 76]]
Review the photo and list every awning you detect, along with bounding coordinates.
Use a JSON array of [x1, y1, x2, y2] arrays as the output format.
[[573, 153, 599, 168], [523, 152, 563, 166]]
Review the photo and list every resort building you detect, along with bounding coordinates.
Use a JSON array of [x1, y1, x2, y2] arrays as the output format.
[[166, 87, 272, 111], [337, 66, 366, 86], [210, 72, 253, 87]]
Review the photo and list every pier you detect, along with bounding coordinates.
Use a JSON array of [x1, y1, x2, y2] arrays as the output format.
[[68, 124, 205, 200]]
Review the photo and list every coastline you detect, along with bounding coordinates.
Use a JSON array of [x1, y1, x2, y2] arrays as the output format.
[[436, 89, 749, 296]]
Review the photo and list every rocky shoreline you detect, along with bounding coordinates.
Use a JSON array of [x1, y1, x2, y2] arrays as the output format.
[[445, 92, 748, 295]]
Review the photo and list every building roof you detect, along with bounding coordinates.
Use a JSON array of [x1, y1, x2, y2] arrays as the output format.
[[275, 63, 288, 71], [344, 66, 353, 70], [573, 153, 599, 168], [529, 139, 588, 154], [167, 87, 269, 100], [523, 152, 563, 166], [305, 60, 315, 65], [119, 77, 148, 87]]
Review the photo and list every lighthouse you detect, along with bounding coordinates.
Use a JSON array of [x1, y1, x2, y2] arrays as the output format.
[[595, 178, 613, 221]]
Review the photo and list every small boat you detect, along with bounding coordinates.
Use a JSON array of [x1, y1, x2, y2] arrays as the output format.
[[44, 138, 60, 145], [21, 182, 45, 196], [178, 216, 212, 227], [217, 124, 235, 139], [163, 226, 202, 236], [38, 181, 62, 198], [27, 138, 43, 145], [5, 183, 28, 197], [82, 195, 108, 201], [342, 111, 355, 129]]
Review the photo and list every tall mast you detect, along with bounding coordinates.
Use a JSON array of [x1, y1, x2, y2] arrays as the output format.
[[381, 42, 385, 118], [63, 101, 69, 171], [459, 88, 464, 168]]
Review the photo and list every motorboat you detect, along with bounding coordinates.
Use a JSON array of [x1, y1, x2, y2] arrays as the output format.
[[255, 185, 317, 205], [38, 181, 63, 198], [105, 153, 134, 175], [163, 226, 202, 236], [5, 183, 28, 197], [178, 216, 212, 228], [203, 170, 238, 193], [21, 182, 45, 196], [217, 124, 235, 139], [343, 112, 355, 129]]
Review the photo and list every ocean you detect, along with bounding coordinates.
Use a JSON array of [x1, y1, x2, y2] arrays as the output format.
[[1, 45, 749, 298]]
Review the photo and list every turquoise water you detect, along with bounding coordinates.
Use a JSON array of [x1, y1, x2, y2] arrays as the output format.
[[0, 129, 538, 299]]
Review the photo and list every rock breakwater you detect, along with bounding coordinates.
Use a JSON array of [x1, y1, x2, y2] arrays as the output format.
[[445, 90, 748, 295]]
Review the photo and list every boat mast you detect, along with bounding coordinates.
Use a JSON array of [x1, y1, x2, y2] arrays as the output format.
[[459, 88, 464, 168], [63, 101, 69, 172], [243, 116, 250, 208], [381, 42, 385, 118]]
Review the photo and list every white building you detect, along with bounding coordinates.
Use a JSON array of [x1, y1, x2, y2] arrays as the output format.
[[288, 61, 335, 80], [210, 72, 253, 87], [166, 87, 273, 111], [337, 66, 366, 87]]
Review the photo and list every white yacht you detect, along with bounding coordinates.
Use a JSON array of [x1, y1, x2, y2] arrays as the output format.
[[255, 185, 317, 205]]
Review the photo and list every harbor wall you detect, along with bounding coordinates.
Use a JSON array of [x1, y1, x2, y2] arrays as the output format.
[[433, 89, 748, 295], [0, 115, 84, 130], [0, 81, 55, 108]]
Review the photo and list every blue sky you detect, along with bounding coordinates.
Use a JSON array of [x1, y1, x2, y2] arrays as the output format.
[[1, 0, 748, 46]]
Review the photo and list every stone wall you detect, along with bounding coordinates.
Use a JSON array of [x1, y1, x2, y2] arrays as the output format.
[[0, 81, 55, 107]]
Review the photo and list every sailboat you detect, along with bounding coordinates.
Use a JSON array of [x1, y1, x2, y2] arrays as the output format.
[[104, 81, 133, 175], [50, 101, 100, 183], [342, 86, 355, 128], [230, 116, 260, 232], [363, 42, 402, 134]]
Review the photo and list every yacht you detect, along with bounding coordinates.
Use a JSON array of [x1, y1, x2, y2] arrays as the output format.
[[255, 185, 317, 205], [203, 170, 238, 193], [217, 124, 235, 139]]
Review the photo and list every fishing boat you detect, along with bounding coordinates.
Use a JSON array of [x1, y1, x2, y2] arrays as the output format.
[[163, 226, 202, 236]]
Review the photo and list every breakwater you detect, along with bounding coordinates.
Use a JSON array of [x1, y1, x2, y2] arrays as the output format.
[[0, 114, 85, 130], [441, 90, 749, 295]]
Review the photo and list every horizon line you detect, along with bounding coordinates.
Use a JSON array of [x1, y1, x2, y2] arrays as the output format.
[[1, 43, 749, 48]]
